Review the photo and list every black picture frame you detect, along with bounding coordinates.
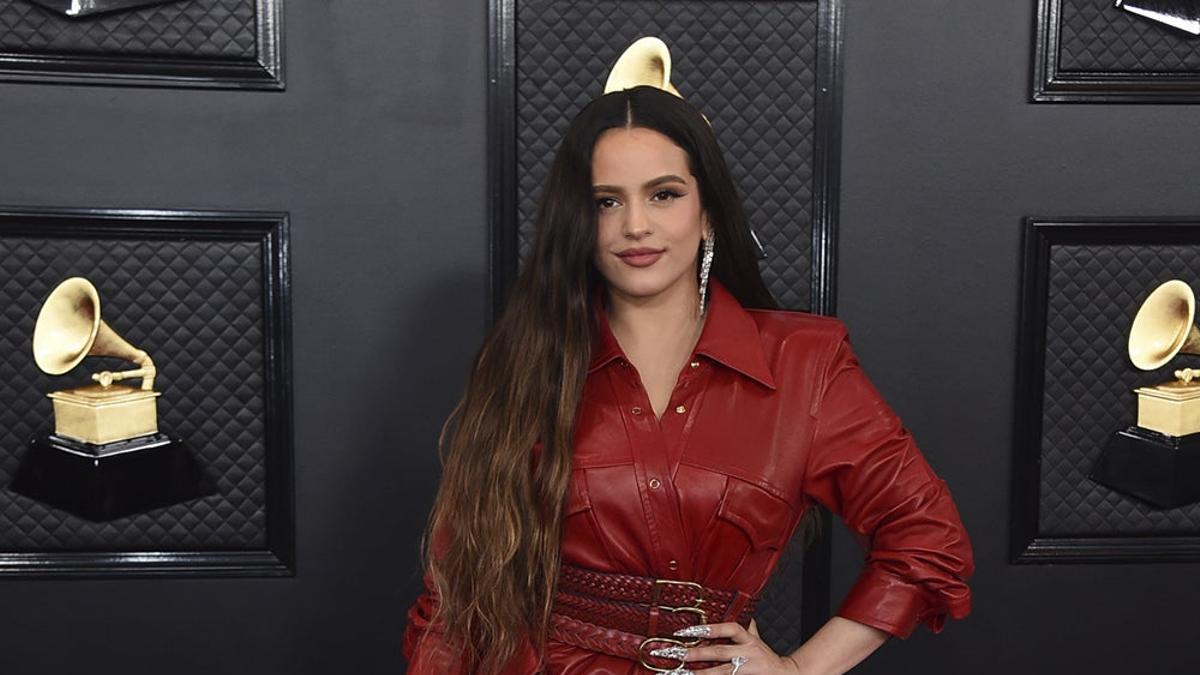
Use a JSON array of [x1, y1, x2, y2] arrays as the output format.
[[1013, 218, 1200, 564], [486, 0, 844, 643], [1033, 0, 1200, 103], [0, 206, 294, 577], [0, 0, 283, 90]]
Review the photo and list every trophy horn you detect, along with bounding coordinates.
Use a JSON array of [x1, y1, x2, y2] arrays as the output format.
[[32, 277, 156, 390], [1128, 279, 1200, 371], [603, 36, 683, 98]]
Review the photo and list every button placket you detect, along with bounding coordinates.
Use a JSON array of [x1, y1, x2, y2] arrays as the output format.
[[659, 357, 699, 447], [610, 358, 691, 579]]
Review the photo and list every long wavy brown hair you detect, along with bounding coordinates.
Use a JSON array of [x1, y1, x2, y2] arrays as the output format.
[[421, 86, 778, 673]]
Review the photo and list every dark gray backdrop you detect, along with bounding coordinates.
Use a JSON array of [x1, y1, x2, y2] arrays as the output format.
[[833, 2, 1200, 674], [0, 2, 1197, 674]]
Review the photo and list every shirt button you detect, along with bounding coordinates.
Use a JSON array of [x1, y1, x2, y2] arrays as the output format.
[[667, 559, 679, 571], [689, 360, 700, 369], [675, 404, 687, 414], [631, 406, 642, 415], [648, 478, 661, 489]]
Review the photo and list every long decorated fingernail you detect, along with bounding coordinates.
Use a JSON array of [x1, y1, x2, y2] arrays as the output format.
[[649, 645, 688, 659], [665, 669, 693, 675], [672, 624, 712, 638]]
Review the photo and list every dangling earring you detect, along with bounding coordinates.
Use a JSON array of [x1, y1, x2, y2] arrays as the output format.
[[698, 234, 715, 315]]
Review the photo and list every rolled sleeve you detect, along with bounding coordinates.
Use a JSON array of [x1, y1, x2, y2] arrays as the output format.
[[802, 324, 974, 638], [403, 544, 542, 674], [403, 572, 469, 674]]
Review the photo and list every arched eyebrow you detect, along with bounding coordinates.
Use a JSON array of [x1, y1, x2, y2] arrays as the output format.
[[593, 174, 689, 193]]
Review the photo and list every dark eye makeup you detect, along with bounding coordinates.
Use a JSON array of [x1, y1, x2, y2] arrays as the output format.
[[593, 187, 686, 210]]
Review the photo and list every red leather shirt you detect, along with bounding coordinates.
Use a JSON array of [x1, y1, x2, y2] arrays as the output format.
[[404, 280, 973, 673]]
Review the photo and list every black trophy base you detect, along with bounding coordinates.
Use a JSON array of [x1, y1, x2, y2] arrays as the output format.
[[9, 433, 215, 522], [1090, 426, 1200, 509]]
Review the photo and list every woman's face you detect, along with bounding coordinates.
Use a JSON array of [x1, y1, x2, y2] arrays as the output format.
[[591, 126, 708, 307]]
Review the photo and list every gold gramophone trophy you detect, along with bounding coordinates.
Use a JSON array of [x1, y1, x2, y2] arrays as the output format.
[[10, 277, 211, 521], [1091, 279, 1200, 508], [33, 276, 165, 452]]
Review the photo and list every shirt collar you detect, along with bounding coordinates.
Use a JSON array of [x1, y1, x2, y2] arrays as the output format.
[[588, 278, 777, 390]]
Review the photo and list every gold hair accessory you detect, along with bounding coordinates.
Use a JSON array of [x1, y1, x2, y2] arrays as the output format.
[[603, 36, 683, 98], [603, 36, 714, 129]]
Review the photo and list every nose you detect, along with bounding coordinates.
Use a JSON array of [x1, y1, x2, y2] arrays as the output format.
[[622, 201, 652, 239]]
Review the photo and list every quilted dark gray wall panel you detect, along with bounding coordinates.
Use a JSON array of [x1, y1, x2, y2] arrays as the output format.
[[1033, 0, 1200, 102], [0, 0, 256, 57], [0, 234, 269, 551], [1059, 0, 1200, 73], [515, 0, 818, 311], [0, 0, 281, 88], [1040, 244, 1200, 535]]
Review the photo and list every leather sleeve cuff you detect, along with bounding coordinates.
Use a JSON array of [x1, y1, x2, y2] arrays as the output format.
[[836, 567, 945, 639]]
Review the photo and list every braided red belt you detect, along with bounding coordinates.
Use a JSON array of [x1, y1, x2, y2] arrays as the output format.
[[549, 563, 757, 672]]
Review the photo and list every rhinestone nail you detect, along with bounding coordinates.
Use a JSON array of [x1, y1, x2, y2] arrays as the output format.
[[648, 645, 688, 660], [672, 624, 712, 638]]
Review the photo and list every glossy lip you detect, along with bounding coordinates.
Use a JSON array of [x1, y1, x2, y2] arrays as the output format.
[[616, 247, 665, 268]]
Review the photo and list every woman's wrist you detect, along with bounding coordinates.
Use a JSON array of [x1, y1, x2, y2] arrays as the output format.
[[783, 616, 890, 675], [782, 653, 809, 675]]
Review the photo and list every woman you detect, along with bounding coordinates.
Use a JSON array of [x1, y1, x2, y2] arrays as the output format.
[[404, 46, 973, 675]]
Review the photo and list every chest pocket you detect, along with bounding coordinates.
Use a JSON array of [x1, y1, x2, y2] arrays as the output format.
[[565, 479, 591, 518], [560, 471, 612, 569], [715, 477, 796, 552], [697, 476, 797, 587]]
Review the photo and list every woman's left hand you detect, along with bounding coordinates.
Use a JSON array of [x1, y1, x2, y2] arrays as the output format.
[[653, 622, 805, 674]]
